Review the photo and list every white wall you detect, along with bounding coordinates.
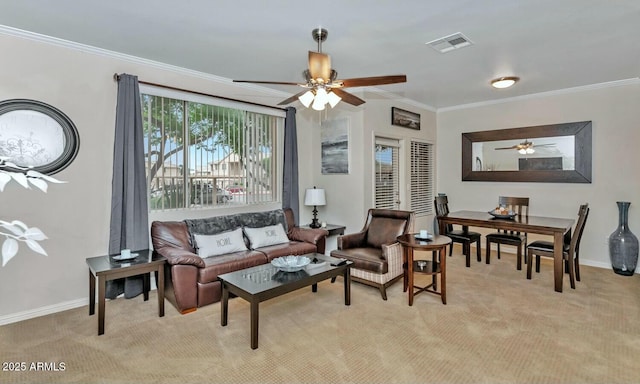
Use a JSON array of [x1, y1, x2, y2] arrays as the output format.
[[0, 31, 311, 320], [0, 30, 436, 322], [437, 81, 640, 269], [295, 93, 437, 237]]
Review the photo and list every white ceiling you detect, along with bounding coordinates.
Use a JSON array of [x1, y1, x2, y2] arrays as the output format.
[[1, 0, 639, 109]]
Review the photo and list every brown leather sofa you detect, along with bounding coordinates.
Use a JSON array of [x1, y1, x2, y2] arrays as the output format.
[[151, 208, 328, 314]]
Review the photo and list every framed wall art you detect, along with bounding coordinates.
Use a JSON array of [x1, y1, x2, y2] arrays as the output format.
[[321, 118, 349, 174], [391, 107, 420, 130], [0, 99, 79, 175]]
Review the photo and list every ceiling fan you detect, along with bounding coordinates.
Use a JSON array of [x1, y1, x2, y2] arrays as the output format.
[[494, 139, 555, 154], [233, 28, 407, 110]]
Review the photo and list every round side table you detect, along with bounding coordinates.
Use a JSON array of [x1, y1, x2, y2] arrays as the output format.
[[396, 233, 452, 306]]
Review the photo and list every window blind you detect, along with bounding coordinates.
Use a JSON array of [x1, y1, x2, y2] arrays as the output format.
[[375, 137, 400, 210], [410, 140, 434, 215]]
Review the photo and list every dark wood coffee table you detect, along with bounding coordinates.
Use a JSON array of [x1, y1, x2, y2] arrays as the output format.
[[86, 250, 166, 335], [218, 253, 352, 349]]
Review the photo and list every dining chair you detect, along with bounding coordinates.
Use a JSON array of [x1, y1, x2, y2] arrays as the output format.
[[434, 195, 482, 267], [526, 203, 589, 289], [485, 196, 529, 270]]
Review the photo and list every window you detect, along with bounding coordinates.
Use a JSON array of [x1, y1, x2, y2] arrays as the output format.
[[410, 140, 434, 215], [141, 87, 284, 211], [374, 137, 400, 209]]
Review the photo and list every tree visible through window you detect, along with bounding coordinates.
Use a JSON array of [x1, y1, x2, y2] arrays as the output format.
[[142, 92, 283, 210]]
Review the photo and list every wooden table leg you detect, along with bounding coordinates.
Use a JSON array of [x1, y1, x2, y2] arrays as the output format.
[[143, 273, 150, 301], [408, 248, 414, 306], [312, 283, 318, 292], [97, 276, 106, 335], [250, 300, 259, 350], [553, 231, 564, 292], [440, 245, 447, 305], [89, 270, 95, 316], [157, 265, 165, 317], [221, 284, 229, 326], [343, 268, 351, 306], [432, 251, 437, 291], [403, 247, 409, 292]]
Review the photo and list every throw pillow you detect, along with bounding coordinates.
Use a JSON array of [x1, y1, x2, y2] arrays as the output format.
[[193, 227, 248, 258], [244, 223, 290, 249]]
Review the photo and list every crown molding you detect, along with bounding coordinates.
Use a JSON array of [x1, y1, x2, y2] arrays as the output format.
[[0, 25, 289, 98], [439, 78, 640, 113]]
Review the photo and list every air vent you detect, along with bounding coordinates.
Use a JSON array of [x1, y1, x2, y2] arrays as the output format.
[[426, 32, 473, 53]]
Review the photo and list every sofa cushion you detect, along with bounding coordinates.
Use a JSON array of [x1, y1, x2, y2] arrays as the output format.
[[193, 228, 247, 258], [366, 217, 407, 248], [197, 251, 267, 284], [244, 223, 289, 249], [257, 241, 318, 262], [184, 209, 287, 247]]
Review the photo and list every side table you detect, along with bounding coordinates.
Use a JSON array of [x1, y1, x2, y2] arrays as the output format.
[[86, 250, 166, 335], [396, 234, 452, 306], [308, 223, 346, 237]]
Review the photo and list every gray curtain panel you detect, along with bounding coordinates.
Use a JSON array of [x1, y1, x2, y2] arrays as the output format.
[[282, 107, 299, 225], [107, 73, 150, 299]]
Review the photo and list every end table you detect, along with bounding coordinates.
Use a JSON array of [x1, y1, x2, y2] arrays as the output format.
[[86, 250, 166, 335]]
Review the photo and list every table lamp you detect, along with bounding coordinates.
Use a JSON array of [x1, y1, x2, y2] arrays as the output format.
[[304, 186, 326, 228]]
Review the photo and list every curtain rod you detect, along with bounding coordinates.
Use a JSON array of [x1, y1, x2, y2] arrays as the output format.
[[113, 73, 287, 112]]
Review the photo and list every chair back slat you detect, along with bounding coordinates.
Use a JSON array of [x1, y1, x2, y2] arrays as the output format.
[[434, 195, 453, 233], [498, 196, 529, 234], [569, 203, 589, 257]]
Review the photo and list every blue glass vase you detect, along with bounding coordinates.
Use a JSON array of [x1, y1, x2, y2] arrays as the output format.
[[609, 201, 639, 276]]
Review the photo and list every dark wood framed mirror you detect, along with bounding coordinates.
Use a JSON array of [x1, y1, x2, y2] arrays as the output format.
[[462, 121, 592, 183]]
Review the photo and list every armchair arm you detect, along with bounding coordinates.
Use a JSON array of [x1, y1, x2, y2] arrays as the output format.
[[381, 242, 403, 262], [288, 227, 328, 245], [337, 231, 367, 250], [154, 247, 205, 268]]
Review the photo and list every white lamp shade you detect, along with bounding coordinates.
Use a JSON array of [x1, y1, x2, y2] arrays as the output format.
[[327, 91, 342, 108], [304, 188, 326, 206], [311, 97, 326, 111], [298, 90, 315, 108]]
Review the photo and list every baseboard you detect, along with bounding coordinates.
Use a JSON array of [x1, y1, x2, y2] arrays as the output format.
[[1, 277, 160, 326], [0, 298, 88, 326]]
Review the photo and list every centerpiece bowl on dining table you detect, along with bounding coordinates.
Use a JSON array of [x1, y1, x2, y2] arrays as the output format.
[[271, 255, 311, 272], [488, 210, 518, 220]]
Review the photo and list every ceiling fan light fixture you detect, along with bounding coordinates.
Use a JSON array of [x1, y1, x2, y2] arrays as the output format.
[[327, 91, 341, 108], [491, 76, 519, 89], [299, 90, 315, 108]]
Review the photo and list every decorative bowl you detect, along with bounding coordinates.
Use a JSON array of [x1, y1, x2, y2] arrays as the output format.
[[271, 255, 311, 272], [488, 210, 517, 220]]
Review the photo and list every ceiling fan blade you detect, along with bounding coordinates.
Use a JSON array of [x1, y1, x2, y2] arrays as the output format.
[[308, 51, 331, 81], [337, 75, 407, 88], [494, 146, 518, 150], [277, 90, 309, 106], [533, 143, 556, 147], [233, 80, 302, 86], [331, 89, 365, 106]]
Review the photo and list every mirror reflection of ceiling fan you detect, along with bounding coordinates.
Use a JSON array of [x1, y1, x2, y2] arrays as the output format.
[[233, 28, 407, 111], [494, 139, 556, 154]]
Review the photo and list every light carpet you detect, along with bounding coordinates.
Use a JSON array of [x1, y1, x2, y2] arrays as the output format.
[[2, 249, 639, 384]]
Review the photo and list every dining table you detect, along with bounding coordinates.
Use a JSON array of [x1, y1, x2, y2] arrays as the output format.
[[437, 210, 575, 292]]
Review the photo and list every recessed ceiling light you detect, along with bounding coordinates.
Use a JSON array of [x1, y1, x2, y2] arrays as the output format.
[[491, 76, 519, 89]]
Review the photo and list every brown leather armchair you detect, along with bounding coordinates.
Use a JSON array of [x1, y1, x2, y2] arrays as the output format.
[[331, 209, 415, 300]]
